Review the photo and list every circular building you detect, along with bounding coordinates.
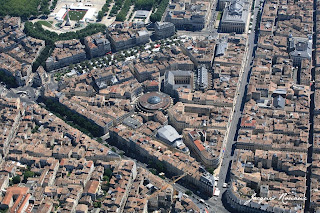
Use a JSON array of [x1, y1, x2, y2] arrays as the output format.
[[136, 92, 172, 114]]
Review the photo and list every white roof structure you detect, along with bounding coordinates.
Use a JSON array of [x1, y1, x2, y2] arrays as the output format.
[[55, 3, 97, 22], [157, 125, 182, 144], [135, 10, 150, 18], [55, 8, 67, 21]]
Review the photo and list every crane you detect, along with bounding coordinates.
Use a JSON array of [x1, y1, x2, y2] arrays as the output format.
[[130, 172, 188, 210], [147, 172, 188, 200]]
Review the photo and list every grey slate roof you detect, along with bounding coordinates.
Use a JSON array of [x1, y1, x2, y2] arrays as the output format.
[[221, 0, 248, 23]]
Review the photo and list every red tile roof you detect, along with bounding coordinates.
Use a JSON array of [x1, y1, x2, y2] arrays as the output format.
[[194, 140, 205, 152]]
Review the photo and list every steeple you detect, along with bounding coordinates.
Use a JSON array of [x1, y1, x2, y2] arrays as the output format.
[[65, 5, 71, 26]]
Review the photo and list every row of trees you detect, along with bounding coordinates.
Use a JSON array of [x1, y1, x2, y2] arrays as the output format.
[[97, 0, 113, 20], [50, 0, 58, 11], [41, 97, 103, 137], [148, 159, 166, 175], [135, 0, 155, 10], [11, 169, 35, 185], [0, 0, 58, 19], [24, 22, 107, 45], [32, 45, 53, 71], [24, 22, 106, 70], [97, 0, 167, 22], [39, 0, 50, 15], [255, 10, 262, 32], [109, 0, 125, 17], [0, 0, 41, 19], [116, 0, 132, 21], [150, 0, 169, 22]]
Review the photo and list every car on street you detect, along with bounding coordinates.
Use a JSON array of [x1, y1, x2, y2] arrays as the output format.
[[214, 188, 220, 196]]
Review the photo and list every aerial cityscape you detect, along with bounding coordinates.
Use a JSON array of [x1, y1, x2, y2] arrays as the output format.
[[0, 0, 317, 212]]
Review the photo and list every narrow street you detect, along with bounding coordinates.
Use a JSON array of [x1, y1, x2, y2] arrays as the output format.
[[206, 0, 261, 212], [304, 0, 317, 211]]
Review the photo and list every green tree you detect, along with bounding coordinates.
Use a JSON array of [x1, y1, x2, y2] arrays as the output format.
[[0, 71, 18, 88], [255, 10, 262, 32], [12, 175, 21, 184], [135, 0, 154, 10], [104, 168, 113, 177], [206, 167, 214, 174], [149, 0, 169, 22], [101, 182, 109, 191], [97, 0, 112, 20], [93, 202, 102, 208], [150, 168, 157, 175], [31, 125, 39, 133], [0, 0, 40, 18], [103, 175, 110, 182], [97, 11, 104, 20], [50, 0, 58, 10], [24, 170, 35, 180], [41, 97, 102, 137], [185, 190, 192, 196], [0, 207, 8, 213]]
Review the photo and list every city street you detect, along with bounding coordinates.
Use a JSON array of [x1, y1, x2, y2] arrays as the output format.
[[0, 84, 39, 104], [0, 0, 261, 210], [206, 0, 260, 212], [121, 153, 210, 212]]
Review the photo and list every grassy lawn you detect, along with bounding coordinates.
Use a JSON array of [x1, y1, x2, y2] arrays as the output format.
[[64, 10, 87, 21], [38, 20, 53, 27], [216, 11, 222, 20]]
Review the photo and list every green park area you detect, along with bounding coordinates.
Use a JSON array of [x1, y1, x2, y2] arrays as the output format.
[[0, 0, 40, 18], [64, 10, 87, 21], [103, 0, 168, 22], [38, 20, 53, 27]]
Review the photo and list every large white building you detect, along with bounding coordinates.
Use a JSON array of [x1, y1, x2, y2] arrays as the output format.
[[54, 3, 97, 23], [156, 125, 190, 153], [164, 1, 210, 31], [220, 0, 249, 33], [288, 35, 312, 66]]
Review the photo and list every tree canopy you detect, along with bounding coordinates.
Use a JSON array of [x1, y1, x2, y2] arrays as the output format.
[[0, 71, 18, 88], [24, 22, 107, 44], [0, 0, 41, 18], [23, 170, 35, 182], [110, 0, 124, 17], [24, 22, 106, 71], [41, 97, 103, 137], [150, 0, 169, 22], [116, 0, 132, 21], [97, 0, 113, 20], [12, 175, 21, 184], [135, 0, 155, 10]]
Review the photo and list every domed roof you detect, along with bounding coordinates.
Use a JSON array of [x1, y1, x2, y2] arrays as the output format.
[[229, 0, 243, 15], [147, 96, 162, 104], [136, 92, 172, 113]]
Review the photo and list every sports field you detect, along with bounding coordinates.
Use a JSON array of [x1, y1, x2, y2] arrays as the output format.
[[64, 10, 87, 21]]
